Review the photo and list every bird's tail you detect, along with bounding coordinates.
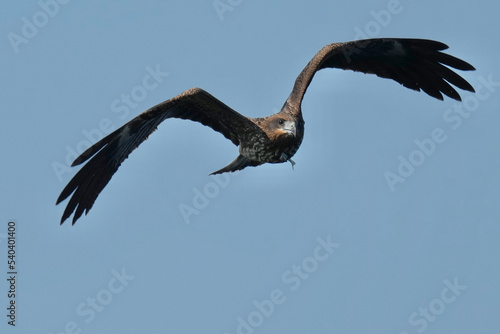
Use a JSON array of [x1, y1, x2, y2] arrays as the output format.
[[210, 155, 261, 175]]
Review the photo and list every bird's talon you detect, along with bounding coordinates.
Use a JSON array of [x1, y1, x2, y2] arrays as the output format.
[[281, 153, 296, 170]]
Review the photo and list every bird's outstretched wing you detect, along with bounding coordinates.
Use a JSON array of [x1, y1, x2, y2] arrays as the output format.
[[286, 38, 475, 109], [56, 87, 259, 225]]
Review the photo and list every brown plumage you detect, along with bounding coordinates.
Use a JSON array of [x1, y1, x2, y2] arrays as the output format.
[[57, 38, 475, 224]]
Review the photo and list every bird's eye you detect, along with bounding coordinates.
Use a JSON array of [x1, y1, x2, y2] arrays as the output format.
[[278, 119, 285, 125]]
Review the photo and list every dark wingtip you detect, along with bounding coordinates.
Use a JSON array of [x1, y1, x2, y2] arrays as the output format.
[[463, 63, 476, 71], [59, 215, 79, 226], [57, 189, 77, 225], [426, 40, 449, 51], [60, 213, 69, 225], [72, 151, 91, 166], [453, 59, 476, 71], [71, 151, 88, 167], [55, 192, 67, 205], [58, 198, 87, 226], [407, 39, 449, 51], [71, 159, 81, 167]]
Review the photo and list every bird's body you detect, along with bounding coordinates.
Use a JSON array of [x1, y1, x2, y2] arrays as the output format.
[[57, 38, 475, 224], [227, 113, 304, 173]]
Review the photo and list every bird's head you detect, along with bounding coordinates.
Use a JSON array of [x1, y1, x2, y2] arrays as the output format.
[[265, 115, 297, 140]]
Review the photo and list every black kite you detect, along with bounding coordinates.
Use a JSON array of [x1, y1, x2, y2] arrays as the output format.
[[57, 38, 475, 224]]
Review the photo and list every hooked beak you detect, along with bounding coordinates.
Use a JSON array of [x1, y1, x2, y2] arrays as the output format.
[[281, 121, 296, 137]]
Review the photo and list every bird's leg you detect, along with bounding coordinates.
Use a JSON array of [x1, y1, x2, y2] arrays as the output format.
[[281, 152, 296, 170]]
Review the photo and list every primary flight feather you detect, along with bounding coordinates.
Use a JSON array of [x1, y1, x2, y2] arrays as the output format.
[[57, 38, 475, 224]]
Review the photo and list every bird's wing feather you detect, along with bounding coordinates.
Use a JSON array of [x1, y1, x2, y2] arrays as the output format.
[[286, 38, 475, 109], [56, 87, 259, 224]]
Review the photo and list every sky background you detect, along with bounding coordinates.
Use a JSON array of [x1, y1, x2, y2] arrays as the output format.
[[1, 1, 500, 333]]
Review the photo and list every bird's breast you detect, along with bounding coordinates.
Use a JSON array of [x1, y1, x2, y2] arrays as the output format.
[[240, 133, 302, 164]]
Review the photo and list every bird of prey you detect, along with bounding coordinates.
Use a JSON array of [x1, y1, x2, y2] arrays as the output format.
[[57, 38, 475, 225]]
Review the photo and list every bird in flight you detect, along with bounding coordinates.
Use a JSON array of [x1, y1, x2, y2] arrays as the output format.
[[57, 38, 475, 225]]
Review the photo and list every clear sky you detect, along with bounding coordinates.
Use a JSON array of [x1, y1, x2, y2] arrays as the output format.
[[1, 1, 499, 333]]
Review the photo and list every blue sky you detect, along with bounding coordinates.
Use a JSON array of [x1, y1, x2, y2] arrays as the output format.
[[1, 1, 500, 333]]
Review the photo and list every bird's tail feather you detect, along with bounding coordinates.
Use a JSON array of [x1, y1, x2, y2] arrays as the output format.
[[210, 155, 260, 175]]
